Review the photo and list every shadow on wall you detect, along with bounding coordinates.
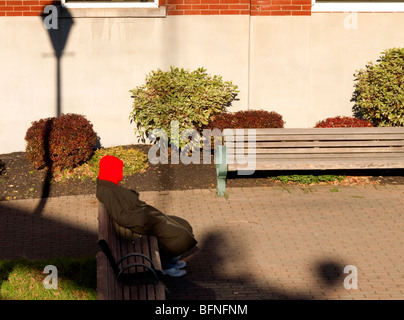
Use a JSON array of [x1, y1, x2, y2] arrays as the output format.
[[41, 5, 74, 116], [163, 229, 347, 300], [33, 7, 74, 216]]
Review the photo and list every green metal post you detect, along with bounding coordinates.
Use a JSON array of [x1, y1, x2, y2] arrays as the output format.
[[215, 145, 227, 197]]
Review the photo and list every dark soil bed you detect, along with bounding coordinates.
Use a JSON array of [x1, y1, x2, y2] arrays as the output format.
[[1, 144, 404, 201]]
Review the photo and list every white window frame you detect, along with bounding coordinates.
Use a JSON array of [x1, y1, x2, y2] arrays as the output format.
[[61, 0, 159, 9], [312, 0, 404, 12]]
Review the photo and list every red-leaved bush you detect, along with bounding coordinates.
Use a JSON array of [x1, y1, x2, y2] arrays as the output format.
[[206, 110, 285, 130], [25, 113, 97, 171], [315, 116, 373, 128]]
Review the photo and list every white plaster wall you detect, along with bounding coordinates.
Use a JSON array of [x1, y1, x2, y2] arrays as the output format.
[[0, 15, 250, 153], [0, 19, 56, 154], [1, 13, 404, 154], [308, 13, 404, 127], [249, 13, 404, 128], [249, 16, 312, 128]]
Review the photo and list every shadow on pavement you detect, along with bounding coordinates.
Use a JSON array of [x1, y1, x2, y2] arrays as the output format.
[[1, 201, 347, 300], [163, 230, 346, 300], [0, 202, 98, 261], [0, 201, 98, 299]]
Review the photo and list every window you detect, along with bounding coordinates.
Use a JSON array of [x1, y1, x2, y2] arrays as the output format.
[[62, 0, 159, 9], [61, 0, 165, 18], [312, 0, 404, 12]]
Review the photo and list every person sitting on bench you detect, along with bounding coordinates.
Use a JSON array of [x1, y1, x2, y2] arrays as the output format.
[[96, 155, 198, 277]]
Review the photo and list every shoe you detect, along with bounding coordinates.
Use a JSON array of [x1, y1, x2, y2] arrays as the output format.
[[162, 268, 187, 277], [175, 260, 186, 269]]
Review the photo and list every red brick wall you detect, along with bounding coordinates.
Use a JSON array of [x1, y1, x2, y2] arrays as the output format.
[[166, 0, 251, 15], [0, 0, 311, 16], [167, 0, 311, 15], [251, 0, 312, 16], [0, 0, 56, 16]]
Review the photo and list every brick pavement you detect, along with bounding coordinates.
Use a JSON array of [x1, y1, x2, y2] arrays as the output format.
[[1, 184, 404, 300]]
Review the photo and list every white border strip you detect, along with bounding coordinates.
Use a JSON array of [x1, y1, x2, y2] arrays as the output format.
[[312, 1, 404, 12], [61, 0, 159, 9]]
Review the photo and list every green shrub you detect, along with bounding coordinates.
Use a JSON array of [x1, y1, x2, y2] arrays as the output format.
[[25, 113, 97, 171], [315, 116, 373, 128], [352, 48, 404, 126], [53, 146, 149, 182], [88, 146, 148, 177], [129, 66, 238, 147], [206, 109, 285, 130]]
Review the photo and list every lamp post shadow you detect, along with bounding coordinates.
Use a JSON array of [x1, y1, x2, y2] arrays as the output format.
[[33, 6, 74, 216], [42, 5, 74, 117]]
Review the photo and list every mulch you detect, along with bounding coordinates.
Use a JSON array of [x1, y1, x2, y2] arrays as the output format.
[[1, 144, 404, 201]]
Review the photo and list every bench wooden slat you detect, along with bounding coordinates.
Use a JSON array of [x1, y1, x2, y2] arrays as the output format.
[[223, 127, 404, 135], [229, 160, 404, 170], [139, 238, 149, 300], [107, 257, 116, 299], [96, 252, 109, 300], [229, 140, 404, 148], [112, 224, 123, 300], [133, 237, 146, 299], [123, 281, 130, 300], [130, 282, 138, 300], [226, 134, 404, 142], [147, 284, 156, 300], [229, 161, 404, 171], [119, 238, 130, 300], [228, 147, 404, 154], [155, 283, 166, 300], [138, 284, 147, 300], [227, 153, 404, 160], [148, 236, 163, 271]]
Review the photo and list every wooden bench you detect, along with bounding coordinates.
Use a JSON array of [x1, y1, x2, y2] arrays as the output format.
[[215, 127, 404, 196], [96, 202, 166, 300]]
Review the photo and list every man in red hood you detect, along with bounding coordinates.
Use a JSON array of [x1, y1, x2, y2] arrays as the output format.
[[98, 154, 123, 184], [96, 155, 197, 277]]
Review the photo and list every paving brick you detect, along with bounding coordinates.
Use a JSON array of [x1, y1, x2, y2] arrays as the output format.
[[1, 185, 404, 299]]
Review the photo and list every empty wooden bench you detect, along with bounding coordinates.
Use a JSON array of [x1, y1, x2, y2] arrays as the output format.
[[97, 202, 166, 300], [215, 127, 404, 196]]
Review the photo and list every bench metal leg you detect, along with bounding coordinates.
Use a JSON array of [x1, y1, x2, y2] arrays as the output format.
[[217, 175, 226, 197], [215, 145, 227, 197]]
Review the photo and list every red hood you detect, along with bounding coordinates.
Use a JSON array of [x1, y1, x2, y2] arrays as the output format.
[[98, 155, 123, 185]]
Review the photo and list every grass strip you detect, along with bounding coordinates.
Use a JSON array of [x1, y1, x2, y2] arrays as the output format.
[[0, 256, 96, 300]]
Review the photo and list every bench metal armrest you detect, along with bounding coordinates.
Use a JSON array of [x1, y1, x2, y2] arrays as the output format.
[[117, 263, 159, 285], [117, 252, 156, 271]]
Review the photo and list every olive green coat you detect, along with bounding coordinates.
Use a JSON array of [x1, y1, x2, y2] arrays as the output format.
[[96, 179, 197, 259]]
